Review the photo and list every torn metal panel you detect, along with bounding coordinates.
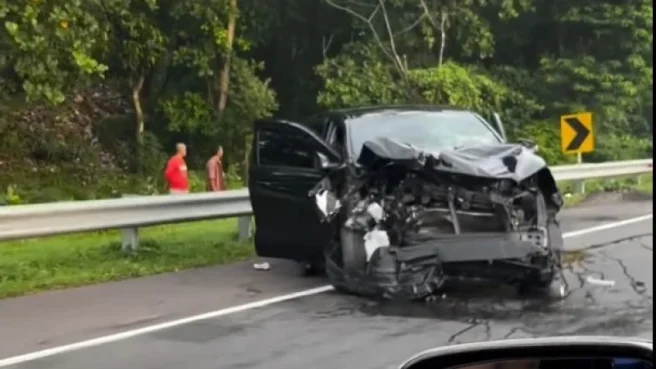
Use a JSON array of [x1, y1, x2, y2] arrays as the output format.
[[326, 234, 560, 301], [363, 229, 390, 261], [356, 137, 553, 183], [309, 177, 342, 222], [395, 232, 547, 264]]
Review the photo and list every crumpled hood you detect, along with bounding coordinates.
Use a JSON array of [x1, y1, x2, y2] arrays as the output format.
[[356, 137, 548, 182]]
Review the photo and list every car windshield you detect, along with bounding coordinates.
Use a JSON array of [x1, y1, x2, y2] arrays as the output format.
[[347, 110, 503, 158]]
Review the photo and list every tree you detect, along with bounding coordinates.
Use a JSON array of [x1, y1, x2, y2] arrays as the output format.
[[546, 0, 652, 135], [0, 0, 109, 104], [1, 0, 653, 201], [103, 0, 167, 145], [155, 0, 277, 173]]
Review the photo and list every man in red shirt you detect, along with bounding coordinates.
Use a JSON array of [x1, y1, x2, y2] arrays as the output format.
[[165, 143, 189, 194]]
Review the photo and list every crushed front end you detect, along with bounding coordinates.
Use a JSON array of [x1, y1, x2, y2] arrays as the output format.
[[314, 139, 565, 300]]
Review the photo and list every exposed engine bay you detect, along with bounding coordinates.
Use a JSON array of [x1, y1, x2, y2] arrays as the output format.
[[311, 138, 565, 300]]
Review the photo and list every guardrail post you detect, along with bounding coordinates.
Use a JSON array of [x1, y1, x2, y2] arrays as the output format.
[[121, 228, 139, 252], [121, 194, 141, 252], [576, 180, 586, 195], [575, 153, 586, 195], [238, 216, 251, 242]]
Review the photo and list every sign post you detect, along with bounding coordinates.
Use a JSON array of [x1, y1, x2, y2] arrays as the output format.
[[560, 112, 594, 194]]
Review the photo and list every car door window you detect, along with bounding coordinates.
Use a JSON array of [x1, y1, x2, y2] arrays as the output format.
[[325, 121, 346, 156], [256, 127, 316, 168]]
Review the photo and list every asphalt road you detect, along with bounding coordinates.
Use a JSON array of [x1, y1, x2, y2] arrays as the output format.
[[0, 196, 652, 369]]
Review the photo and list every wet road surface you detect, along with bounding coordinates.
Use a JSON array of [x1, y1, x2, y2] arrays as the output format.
[[0, 198, 651, 360], [2, 199, 652, 369]]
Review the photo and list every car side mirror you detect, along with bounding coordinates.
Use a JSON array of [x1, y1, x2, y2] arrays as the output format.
[[316, 152, 341, 171], [491, 112, 508, 142], [400, 336, 652, 369]]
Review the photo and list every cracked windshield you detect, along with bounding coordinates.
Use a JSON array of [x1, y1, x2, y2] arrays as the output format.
[[0, 0, 652, 368]]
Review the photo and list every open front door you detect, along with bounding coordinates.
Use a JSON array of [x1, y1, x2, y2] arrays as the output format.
[[248, 119, 342, 263]]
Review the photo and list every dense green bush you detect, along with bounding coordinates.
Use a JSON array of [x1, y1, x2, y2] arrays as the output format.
[[586, 134, 653, 163], [512, 120, 577, 165]]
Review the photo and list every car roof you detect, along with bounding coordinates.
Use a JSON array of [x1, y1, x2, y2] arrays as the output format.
[[311, 104, 476, 125]]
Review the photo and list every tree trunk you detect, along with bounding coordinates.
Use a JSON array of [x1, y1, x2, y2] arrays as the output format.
[[217, 0, 237, 120], [132, 75, 145, 145], [131, 75, 146, 173], [437, 12, 447, 67]]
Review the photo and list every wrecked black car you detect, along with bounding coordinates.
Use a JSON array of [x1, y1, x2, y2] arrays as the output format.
[[248, 106, 565, 300]]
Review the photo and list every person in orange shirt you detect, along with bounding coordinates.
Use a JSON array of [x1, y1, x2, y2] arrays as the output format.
[[165, 143, 189, 194], [206, 146, 226, 192]]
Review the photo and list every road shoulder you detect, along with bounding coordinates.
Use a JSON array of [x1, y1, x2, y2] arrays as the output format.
[[0, 258, 322, 358]]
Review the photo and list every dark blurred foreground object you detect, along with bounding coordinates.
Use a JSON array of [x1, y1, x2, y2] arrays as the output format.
[[400, 336, 652, 369]]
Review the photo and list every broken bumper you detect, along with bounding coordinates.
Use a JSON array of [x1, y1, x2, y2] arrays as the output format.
[[326, 230, 561, 300]]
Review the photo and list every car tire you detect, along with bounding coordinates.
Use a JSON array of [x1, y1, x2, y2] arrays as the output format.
[[518, 190, 565, 298], [340, 226, 367, 271], [518, 245, 565, 297], [337, 189, 368, 272], [517, 277, 566, 299], [301, 260, 325, 276]]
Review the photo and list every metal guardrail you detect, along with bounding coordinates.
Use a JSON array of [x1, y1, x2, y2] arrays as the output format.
[[549, 159, 652, 181], [0, 188, 253, 250], [0, 159, 651, 250]]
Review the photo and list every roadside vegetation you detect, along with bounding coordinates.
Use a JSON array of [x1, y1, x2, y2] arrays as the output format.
[[0, 0, 652, 205], [560, 175, 653, 207], [0, 0, 651, 298], [0, 218, 255, 299]]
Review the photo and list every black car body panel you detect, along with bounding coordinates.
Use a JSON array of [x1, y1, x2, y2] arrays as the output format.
[[358, 137, 552, 183], [248, 119, 342, 263], [248, 106, 565, 300]]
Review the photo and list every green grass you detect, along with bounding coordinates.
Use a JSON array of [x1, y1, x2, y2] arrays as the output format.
[[559, 174, 652, 207], [0, 174, 652, 300], [0, 219, 255, 299]]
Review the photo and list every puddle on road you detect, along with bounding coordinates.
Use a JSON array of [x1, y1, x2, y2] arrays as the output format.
[[278, 234, 653, 348], [355, 235, 653, 336]]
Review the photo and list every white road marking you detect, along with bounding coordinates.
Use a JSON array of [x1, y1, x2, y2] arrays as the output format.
[[0, 213, 652, 367], [561, 213, 652, 238]]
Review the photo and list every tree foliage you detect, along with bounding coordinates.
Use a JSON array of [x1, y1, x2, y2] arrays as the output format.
[[0, 0, 651, 201]]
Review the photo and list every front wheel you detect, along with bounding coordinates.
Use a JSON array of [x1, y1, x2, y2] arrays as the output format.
[[518, 277, 566, 299], [517, 248, 565, 298], [301, 260, 325, 276], [340, 227, 367, 271], [337, 193, 368, 271]]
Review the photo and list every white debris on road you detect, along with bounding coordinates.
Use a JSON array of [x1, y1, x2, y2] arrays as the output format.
[[253, 262, 271, 270], [586, 276, 616, 287]]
